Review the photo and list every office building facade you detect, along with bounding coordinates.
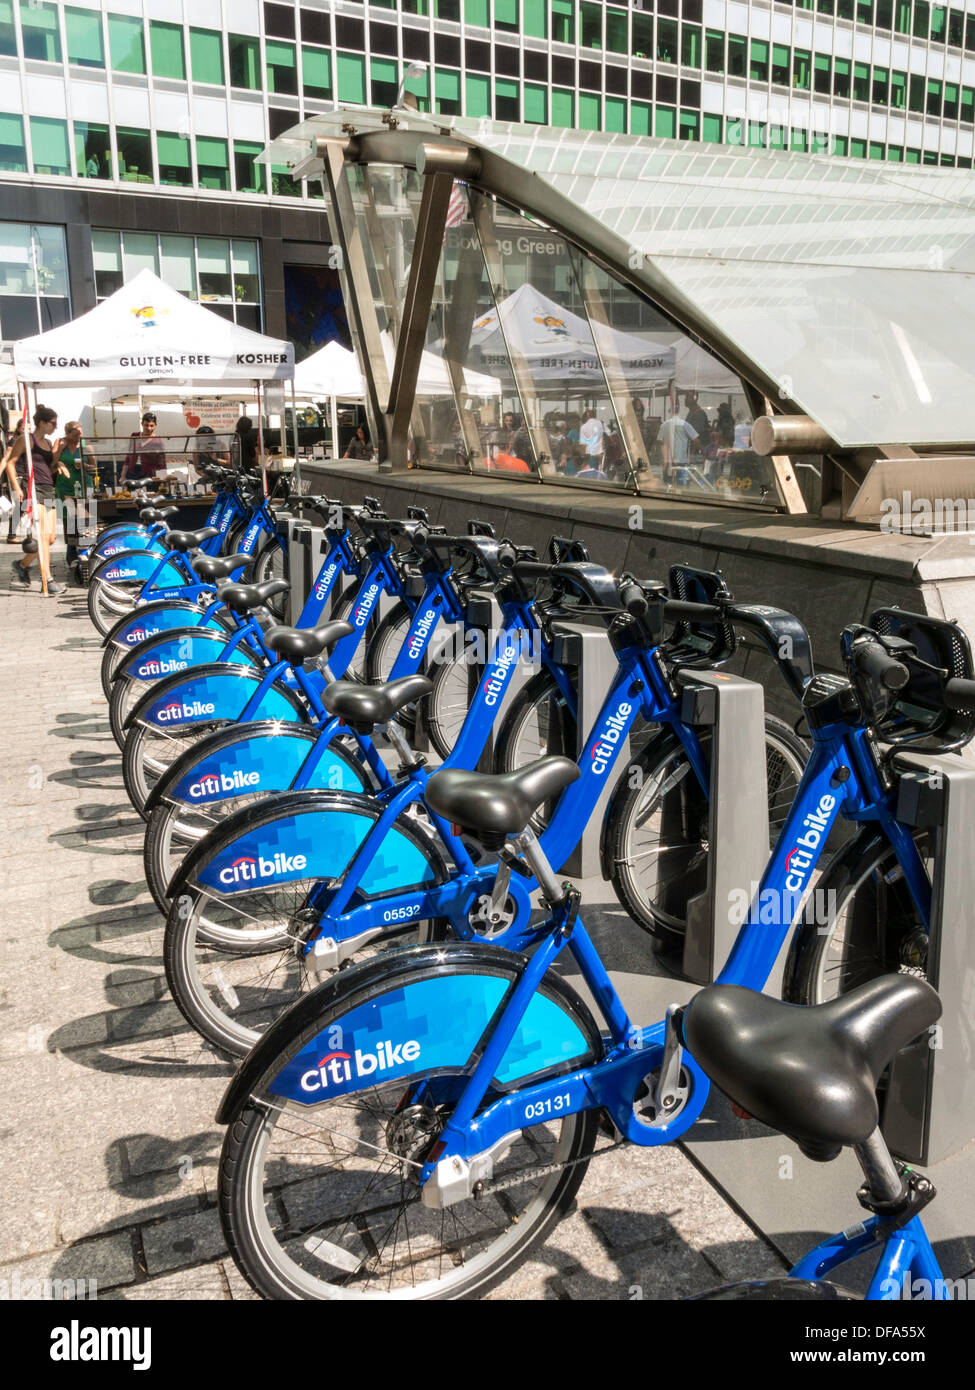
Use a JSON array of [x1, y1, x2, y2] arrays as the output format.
[[2, 0, 974, 356]]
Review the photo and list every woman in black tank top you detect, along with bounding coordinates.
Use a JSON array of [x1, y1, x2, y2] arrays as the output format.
[[5, 405, 63, 595]]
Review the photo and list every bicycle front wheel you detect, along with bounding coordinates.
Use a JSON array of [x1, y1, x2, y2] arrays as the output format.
[[252, 537, 289, 620]]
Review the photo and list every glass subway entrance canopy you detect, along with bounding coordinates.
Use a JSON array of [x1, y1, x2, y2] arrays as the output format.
[[263, 111, 975, 516]]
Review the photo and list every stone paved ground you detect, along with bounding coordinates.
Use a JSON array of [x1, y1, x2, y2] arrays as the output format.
[[0, 541, 790, 1301]]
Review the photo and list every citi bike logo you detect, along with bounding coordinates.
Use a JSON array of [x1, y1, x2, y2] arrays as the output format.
[[156, 698, 216, 723], [590, 703, 632, 774], [299, 1037, 421, 1092], [244, 523, 261, 550], [124, 627, 151, 644], [407, 609, 438, 660], [107, 566, 138, 579], [314, 562, 339, 602], [483, 645, 520, 706], [217, 850, 308, 886], [188, 769, 260, 799], [354, 583, 381, 626], [218, 511, 233, 534], [784, 793, 836, 893], [136, 657, 187, 677]]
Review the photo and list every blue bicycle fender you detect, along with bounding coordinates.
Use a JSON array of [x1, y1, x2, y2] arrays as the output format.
[[216, 943, 602, 1122], [105, 604, 227, 651], [191, 799, 437, 898], [119, 630, 256, 682], [92, 529, 163, 561], [94, 550, 188, 587], [128, 665, 304, 732], [167, 729, 365, 806]]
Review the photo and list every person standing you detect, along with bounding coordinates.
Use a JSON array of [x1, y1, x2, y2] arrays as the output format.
[[235, 416, 260, 471], [6, 405, 64, 594], [343, 425, 371, 460], [684, 393, 711, 466], [578, 409, 604, 471], [54, 421, 93, 570], [119, 412, 167, 487], [3, 416, 25, 543]]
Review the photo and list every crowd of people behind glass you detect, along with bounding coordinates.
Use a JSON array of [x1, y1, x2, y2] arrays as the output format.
[[476, 392, 754, 487]]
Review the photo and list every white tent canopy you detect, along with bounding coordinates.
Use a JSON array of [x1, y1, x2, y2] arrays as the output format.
[[293, 340, 364, 399], [379, 332, 502, 398], [467, 282, 676, 387], [13, 269, 294, 388]]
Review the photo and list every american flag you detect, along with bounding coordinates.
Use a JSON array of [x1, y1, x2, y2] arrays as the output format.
[[443, 180, 467, 244]]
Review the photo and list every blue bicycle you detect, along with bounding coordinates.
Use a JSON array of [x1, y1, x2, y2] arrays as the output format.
[[161, 561, 808, 1056], [212, 604, 974, 1298]]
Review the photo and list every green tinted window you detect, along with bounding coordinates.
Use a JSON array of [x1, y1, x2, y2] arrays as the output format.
[[706, 30, 724, 73], [551, 87, 574, 126], [580, 2, 601, 47], [772, 44, 789, 85], [728, 34, 746, 77], [605, 96, 626, 131], [229, 34, 261, 89], [108, 15, 145, 74], [191, 30, 224, 84], [793, 49, 811, 90], [31, 116, 69, 175], [496, 77, 519, 119], [336, 52, 365, 103], [465, 73, 490, 116], [579, 92, 600, 128], [853, 61, 870, 101], [75, 121, 110, 178], [890, 70, 907, 107], [157, 132, 192, 186], [524, 0, 546, 36], [65, 7, 104, 67], [466, 0, 489, 24], [682, 24, 701, 67], [524, 83, 546, 122], [815, 54, 831, 94], [680, 109, 700, 140], [234, 141, 266, 193], [266, 39, 297, 94], [0, 1, 13, 59], [606, 8, 626, 52], [197, 136, 230, 191], [551, 0, 574, 44], [0, 112, 26, 171], [116, 127, 152, 181], [657, 18, 677, 61], [302, 47, 331, 99], [371, 57, 398, 106], [914, 0, 929, 36], [150, 22, 184, 79], [703, 113, 722, 142], [750, 40, 768, 81], [872, 66, 889, 103], [630, 102, 651, 134], [20, 1, 61, 61], [655, 105, 676, 138]]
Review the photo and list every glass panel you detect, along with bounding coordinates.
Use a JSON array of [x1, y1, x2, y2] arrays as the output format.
[[495, 0, 518, 31], [706, 30, 725, 74], [371, 57, 398, 108], [794, 49, 812, 90], [75, 121, 110, 179], [232, 240, 260, 306], [303, 46, 331, 99], [497, 78, 520, 122], [524, 0, 546, 37], [272, 165, 302, 196], [229, 34, 261, 89], [630, 102, 651, 134], [551, 0, 574, 44], [30, 116, 70, 176], [728, 34, 746, 77], [580, 1, 601, 47], [66, 6, 104, 67], [436, 68, 461, 115], [605, 97, 625, 132], [157, 131, 192, 186], [160, 234, 196, 297], [632, 13, 652, 58], [337, 52, 366, 103], [266, 39, 298, 95], [197, 238, 232, 301], [197, 136, 230, 190], [122, 231, 160, 279], [116, 127, 152, 182], [682, 24, 701, 67], [927, 78, 942, 115], [853, 61, 870, 101], [815, 54, 831, 94], [931, 4, 947, 38], [20, 0, 60, 62], [234, 140, 266, 193], [914, 0, 930, 36], [750, 39, 769, 82], [551, 88, 573, 127], [0, 221, 33, 296], [606, 8, 626, 52], [108, 15, 145, 74], [655, 106, 676, 138], [0, 1, 14, 59], [680, 109, 699, 140], [891, 70, 907, 107], [524, 83, 547, 123], [32, 224, 68, 299], [190, 29, 224, 84], [896, 0, 912, 31], [150, 21, 185, 79], [466, 0, 489, 23], [944, 81, 958, 118], [772, 44, 789, 85], [872, 66, 889, 103], [91, 228, 122, 296], [657, 18, 677, 62], [703, 113, 722, 142]]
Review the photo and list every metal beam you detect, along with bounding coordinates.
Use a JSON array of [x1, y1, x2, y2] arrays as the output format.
[[386, 168, 455, 472]]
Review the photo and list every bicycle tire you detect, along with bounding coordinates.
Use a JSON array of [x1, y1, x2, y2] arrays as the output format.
[[218, 945, 602, 1299], [252, 535, 289, 620], [782, 827, 934, 1006], [364, 601, 420, 737], [607, 715, 808, 952]]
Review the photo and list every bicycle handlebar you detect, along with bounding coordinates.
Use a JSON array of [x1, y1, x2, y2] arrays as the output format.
[[943, 676, 975, 710], [850, 638, 911, 692]]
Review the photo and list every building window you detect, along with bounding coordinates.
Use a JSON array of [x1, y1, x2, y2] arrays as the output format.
[[93, 230, 262, 327], [963, 87, 975, 121], [466, 0, 489, 24], [190, 29, 224, 85], [656, 18, 677, 62], [0, 1, 14, 59], [853, 61, 870, 101], [523, 82, 547, 122], [229, 34, 261, 89], [914, 0, 930, 37], [771, 43, 789, 86], [234, 141, 266, 193], [682, 24, 701, 68], [65, 6, 104, 68], [266, 39, 298, 95], [896, 0, 912, 32], [197, 136, 230, 190], [336, 52, 366, 103], [680, 109, 699, 139], [891, 70, 907, 107], [815, 54, 831, 94], [30, 116, 70, 176], [108, 15, 145, 75], [605, 95, 626, 130], [302, 47, 331, 100], [370, 57, 398, 107], [0, 112, 25, 171], [0, 221, 70, 338], [605, 7, 626, 52], [19, 0, 60, 62], [872, 66, 889, 103], [496, 77, 520, 120], [577, 90, 599, 127], [834, 57, 851, 97], [157, 132, 192, 186], [728, 34, 746, 78], [655, 105, 676, 137], [265, 2, 295, 38], [793, 49, 812, 90], [750, 39, 768, 82], [436, 0, 461, 18], [75, 122, 110, 179], [465, 72, 490, 115], [116, 127, 152, 182], [580, 1, 601, 47], [150, 21, 185, 80], [632, 13, 652, 58], [495, 0, 519, 32], [551, 0, 574, 45], [944, 81, 959, 118], [552, 87, 574, 126], [927, 78, 943, 114]]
